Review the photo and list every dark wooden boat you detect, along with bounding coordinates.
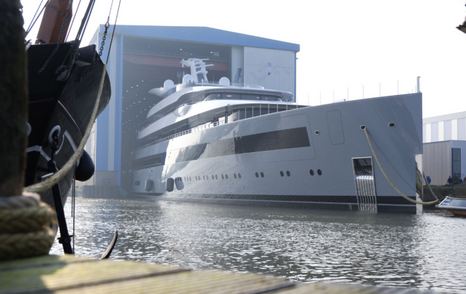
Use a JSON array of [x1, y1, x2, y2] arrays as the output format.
[[437, 196, 466, 217], [25, 0, 111, 208]]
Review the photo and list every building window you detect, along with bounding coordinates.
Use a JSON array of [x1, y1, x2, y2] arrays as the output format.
[[452, 148, 462, 180]]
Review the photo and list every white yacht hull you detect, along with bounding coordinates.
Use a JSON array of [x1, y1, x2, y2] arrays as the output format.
[[132, 93, 422, 213]]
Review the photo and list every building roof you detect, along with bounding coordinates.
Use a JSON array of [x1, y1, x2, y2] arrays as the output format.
[[97, 25, 300, 52], [424, 111, 466, 123]]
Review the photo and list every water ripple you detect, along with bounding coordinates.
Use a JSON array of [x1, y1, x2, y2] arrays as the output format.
[[51, 197, 466, 293]]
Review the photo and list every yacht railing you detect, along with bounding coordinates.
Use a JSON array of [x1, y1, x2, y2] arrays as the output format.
[[164, 103, 303, 141]]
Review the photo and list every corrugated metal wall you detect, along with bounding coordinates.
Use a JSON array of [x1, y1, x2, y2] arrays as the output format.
[[423, 141, 451, 185], [423, 141, 466, 185]]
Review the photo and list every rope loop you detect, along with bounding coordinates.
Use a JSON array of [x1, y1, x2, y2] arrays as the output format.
[[0, 192, 56, 261], [363, 127, 438, 206]]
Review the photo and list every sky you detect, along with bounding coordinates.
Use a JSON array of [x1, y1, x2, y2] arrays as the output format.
[[21, 0, 466, 118]]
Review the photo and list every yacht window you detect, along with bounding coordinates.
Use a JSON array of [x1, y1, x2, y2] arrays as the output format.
[[241, 94, 262, 101], [260, 95, 282, 101], [223, 93, 241, 100], [205, 93, 222, 101]]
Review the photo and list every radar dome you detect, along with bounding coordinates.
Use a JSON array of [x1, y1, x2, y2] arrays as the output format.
[[219, 77, 231, 86]]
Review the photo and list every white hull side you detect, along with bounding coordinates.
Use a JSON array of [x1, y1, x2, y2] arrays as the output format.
[[132, 94, 422, 213]]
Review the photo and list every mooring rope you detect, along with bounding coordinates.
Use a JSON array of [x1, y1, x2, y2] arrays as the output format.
[[363, 127, 438, 205], [24, 65, 107, 194], [0, 192, 56, 260]]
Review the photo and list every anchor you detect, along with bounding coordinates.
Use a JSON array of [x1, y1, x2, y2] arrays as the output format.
[[44, 127, 118, 258]]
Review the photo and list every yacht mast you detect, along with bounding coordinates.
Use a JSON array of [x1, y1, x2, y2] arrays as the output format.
[[36, 0, 73, 44]]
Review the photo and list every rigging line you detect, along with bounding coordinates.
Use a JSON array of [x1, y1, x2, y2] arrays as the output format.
[[105, 0, 122, 64], [65, 0, 83, 41], [75, 0, 96, 43], [98, 0, 114, 56], [25, 0, 48, 36], [26, 0, 45, 33]]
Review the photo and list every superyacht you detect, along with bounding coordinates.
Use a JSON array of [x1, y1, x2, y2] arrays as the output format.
[[132, 58, 422, 213]]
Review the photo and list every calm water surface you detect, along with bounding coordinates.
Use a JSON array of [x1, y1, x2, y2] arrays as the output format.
[[52, 196, 466, 293]]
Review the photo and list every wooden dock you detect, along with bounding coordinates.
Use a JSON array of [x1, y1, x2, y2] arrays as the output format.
[[0, 255, 434, 293]]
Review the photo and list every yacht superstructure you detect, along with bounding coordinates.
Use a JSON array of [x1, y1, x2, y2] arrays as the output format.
[[131, 58, 422, 213]]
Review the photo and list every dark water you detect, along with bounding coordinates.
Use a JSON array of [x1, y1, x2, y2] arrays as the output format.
[[52, 196, 466, 293]]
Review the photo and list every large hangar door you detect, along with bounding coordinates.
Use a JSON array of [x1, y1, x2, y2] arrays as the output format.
[[243, 47, 295, 98]]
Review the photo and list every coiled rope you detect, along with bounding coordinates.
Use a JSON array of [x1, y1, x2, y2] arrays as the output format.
[[363, 127, 438, 205], [0, 192, 56, 260]]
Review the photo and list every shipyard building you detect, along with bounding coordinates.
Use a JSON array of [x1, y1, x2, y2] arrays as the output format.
[[422, 111, 466, 185], [83, 25, 299, 195]]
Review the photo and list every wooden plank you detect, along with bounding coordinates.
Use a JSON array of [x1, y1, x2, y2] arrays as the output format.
[[0, 255, 433, 294], [0, 255, 188, 293], [58, 271, 294, 294], [0, 255, 89, 272]]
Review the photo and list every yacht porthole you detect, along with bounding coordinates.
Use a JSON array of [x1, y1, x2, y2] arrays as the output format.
[[286, 171, 291, 177], [388, 122, 395, 127], [260, 172, 264, 178], [309, 169, 314, 176], [280, 171, 284, 177], [238, 173, 242, 179], [317, 169, 322, 176], [225, 174, 229, 179], [255, 172, 259, 178], [314, 130, 320, 135]]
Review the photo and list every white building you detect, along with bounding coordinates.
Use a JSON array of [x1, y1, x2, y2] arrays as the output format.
[[422, 111, 466, 185], [423, 111, 466, 142], [83, 25, 299, 195]]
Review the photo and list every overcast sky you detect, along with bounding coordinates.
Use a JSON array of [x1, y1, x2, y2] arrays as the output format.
[[22, 0, 466, 118]]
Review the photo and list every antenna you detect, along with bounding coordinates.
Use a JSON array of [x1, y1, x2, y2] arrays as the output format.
[[180, 58, 213, 84], [416, 76, 421, 93]]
